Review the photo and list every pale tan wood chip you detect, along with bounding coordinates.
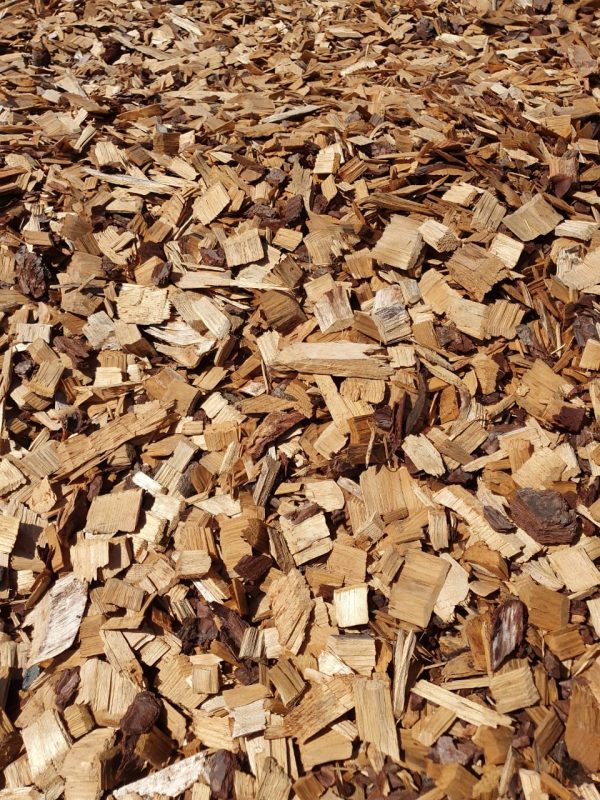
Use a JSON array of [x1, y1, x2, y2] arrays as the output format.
[[412, 680, 513, 728]]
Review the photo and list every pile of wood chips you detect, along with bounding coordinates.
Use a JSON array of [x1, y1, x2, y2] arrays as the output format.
[[3, 0, 600, 797]]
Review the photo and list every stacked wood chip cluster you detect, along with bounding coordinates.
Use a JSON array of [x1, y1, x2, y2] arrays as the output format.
[[2, 0, 600, 797]]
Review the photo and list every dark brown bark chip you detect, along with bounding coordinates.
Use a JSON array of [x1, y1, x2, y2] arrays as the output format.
[[178, 604, 218, 654], [31, 42, 51, 67], [54, 336, 90, 369], [266, 168, 287, 186], [54, 667, 80, 711], [235, 664, 259, 685], [282, 194, 304, 224], [415, 18, 436, 41], [483, 505, 515, 532], [15, 247, 47, 299], [551, 405, 586, 434], [119, 690, 161, 737], [510, 488, 577, 545], [234, 553, 272, 583], [208, 750, 237, 800], [151, 260, 172, 287], [247, 410, 304, 460], [200, 247, 226, 267], [284, 501, 320, 525], [213, 603, 249, 649], [490, 598, 527, 671]]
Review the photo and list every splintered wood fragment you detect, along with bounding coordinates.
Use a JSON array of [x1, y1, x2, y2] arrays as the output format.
[[490, 665, 540, 712], [263, 104, 320, 123], [256, 756, 292, 800], [502, 195, 562, 241], [555, 220, 598, 240], [314, 148, 340, 175], [113, 752, 209, 799], [419, 219, 459, 252], [314, 285, 353, 333], [253, 455, 281, 506], [103, 577, 145, 611], [193, 182, 230, 224], [26, 575, 87, 666], [565, 680, 600, 773], [281, 509, 332, 565], [273, 342, 392, 378], [269, 658, 305, 706], [518, 770, 549, 800], [267, 568, 313, 654], [434, 555, 469, 622], [327, 633, 376, 674], [62, 727, 115, 800], [490, 232, 524, 268], [587, 598, 600, 638], [86, 488, 143, 534], [334, 584, 369, 627], [580, 338, 600, 370], [191, 295, 231, 339], [158, 654, 206, 711], [544, 626, 586, 660], [117, 285, 170, 324], [548, 548, 600, 593], [305, 480, 345, 511], [261, 290, 307, 334], [372, 215, 423, 269], [22, 709, 72, 783], [446, 243, 507, 300], [281, 677, 354, 742], [300, 729, 353, 770], [472, 190, 506, 231], [402, 434, 445, 476], [0, 710, 22, 771], [420, 270, 488, 340], [230, 697, 266, 738], [0, 516, 19, 554], [366, 287, 411, 344], [389, 551, 450, 628], [192, 712, 236, 752], [517, 578, 569, 631], [191, 654, 220, 694], [0, 459, 25, 497], [248, 410, 303, 460], [434, 484, 520, 558], [354, 677, 400, 760], [360, 464, 407, 519], [176, 550, 212, 579], [412, 680, 512, 728], [428, 509, 449, 551], [223, 228, 263, 267], [442, 182, 478, 206], [393, 629, 416, 717], [534, 709, 564, 759], [63, 705, 94, 740], [411, 706, 456, 746]]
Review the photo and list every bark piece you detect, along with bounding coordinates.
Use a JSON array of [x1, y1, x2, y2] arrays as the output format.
[[490, 598, 527, 671], [510, 489, 577, 545]]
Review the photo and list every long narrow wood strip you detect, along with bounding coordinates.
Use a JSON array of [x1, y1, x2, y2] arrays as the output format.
[[411, 680, 513, 728]]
